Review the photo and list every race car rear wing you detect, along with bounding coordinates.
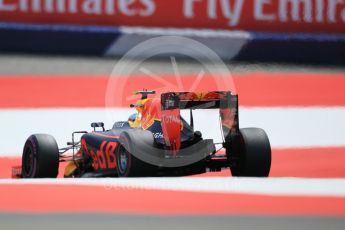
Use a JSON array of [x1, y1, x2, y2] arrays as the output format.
[[161, 91, 237, 110], [160, 91, 239, 152]]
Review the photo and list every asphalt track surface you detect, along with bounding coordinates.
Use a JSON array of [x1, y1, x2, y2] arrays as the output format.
[[0, 54, 345, 229], [1, 214, 345, 230], [1, 54, 345, 75]]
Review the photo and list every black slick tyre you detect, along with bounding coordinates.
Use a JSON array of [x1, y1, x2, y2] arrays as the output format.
[[22, 134, 59, 178], [230, 128, 271, 177], [116, 131, 157, 177]]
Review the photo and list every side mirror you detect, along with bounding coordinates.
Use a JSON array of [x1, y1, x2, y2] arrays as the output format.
[[91, 122, 105, 131]]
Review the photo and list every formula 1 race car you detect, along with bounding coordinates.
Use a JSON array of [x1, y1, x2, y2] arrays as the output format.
[[13, 90, 271, 178]]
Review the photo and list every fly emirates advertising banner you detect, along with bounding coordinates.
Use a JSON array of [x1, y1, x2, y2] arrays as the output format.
[[0, 0, 344, 33]]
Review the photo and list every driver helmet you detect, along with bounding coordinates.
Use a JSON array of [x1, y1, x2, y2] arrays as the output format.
[[128, 113, 140, 128]]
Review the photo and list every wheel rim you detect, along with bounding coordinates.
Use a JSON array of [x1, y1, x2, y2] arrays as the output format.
[[118, 146, 129, 174], [23, 146, 35, 177]]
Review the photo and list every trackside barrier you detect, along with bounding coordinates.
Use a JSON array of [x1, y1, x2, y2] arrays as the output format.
[[0, 23, 344, 63]]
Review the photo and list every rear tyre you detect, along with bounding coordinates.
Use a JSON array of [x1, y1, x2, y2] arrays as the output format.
[[230, 128, 271, 177], [22, 134, 60, 178], [116, 131, 157, 177]]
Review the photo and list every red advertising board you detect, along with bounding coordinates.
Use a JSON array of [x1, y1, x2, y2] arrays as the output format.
[[0, 0, 344, 33]]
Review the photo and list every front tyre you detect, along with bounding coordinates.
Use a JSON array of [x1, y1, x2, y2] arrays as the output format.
[[22, 134, 60, 178], [230, 128, 271, 177]]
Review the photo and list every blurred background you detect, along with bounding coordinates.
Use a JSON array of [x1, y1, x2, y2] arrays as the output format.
[[0, 0, 344, 62], [0, 0, 345, 229]]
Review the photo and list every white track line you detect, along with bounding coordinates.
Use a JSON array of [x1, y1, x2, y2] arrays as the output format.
[[1, 177, 345, 197], [1, 107, 345, 155]]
